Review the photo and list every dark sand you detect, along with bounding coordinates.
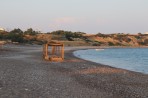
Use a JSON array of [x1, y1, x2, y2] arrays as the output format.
[[0, 44, 148, 98]]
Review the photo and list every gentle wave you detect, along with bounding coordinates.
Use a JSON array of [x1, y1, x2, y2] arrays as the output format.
[[74, 48, 148, 74]]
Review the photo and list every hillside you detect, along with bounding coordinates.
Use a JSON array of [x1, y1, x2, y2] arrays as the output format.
[[1, 30, 148, 46], [32, 32, 148, 46], [84, 33, 148, 46]]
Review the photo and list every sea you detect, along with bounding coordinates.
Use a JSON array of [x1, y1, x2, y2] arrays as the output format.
[[74, 48, 148, 74]]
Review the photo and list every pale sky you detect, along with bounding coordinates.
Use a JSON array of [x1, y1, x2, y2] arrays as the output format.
[[0, 0, 148, 34]]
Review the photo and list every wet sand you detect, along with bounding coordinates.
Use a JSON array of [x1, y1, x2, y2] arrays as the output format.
[[0, 44, 148, 98]]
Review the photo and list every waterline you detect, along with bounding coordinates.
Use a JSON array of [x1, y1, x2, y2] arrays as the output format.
[[74, 48, 148, 74]]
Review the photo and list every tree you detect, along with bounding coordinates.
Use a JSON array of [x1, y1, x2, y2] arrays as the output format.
[[7, 28, 24, 43], [24, 28, 39, 35], [9, 28, 23, 34]]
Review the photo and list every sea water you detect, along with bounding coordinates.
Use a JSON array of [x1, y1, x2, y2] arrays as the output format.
[[74, 48, 148, 74]]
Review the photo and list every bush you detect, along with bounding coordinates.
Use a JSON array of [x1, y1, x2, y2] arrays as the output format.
[[24, 28, 39, 35], [108, 42, 114, 46], [92, 41, 101, 46]]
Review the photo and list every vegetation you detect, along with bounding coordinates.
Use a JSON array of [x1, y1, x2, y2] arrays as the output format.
[[50, 30, 85, 41], [7, 28, 24, 43], [0, 28, 40, 44], [0, 29, 148, 46], [24, 28, 40, 35]]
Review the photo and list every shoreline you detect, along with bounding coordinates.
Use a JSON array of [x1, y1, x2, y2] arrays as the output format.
[[66, 46, 147, 74], [64, 46, 148, 97], [0, 44, 148, 97], [72, 47, 148, 75]]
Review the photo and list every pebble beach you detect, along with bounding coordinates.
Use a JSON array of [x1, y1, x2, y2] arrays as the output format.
[[0, 44, 148, 98]]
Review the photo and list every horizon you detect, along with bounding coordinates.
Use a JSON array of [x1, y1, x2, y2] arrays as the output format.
[[1, 27, 147, 35], [0, 0, 148, 34]]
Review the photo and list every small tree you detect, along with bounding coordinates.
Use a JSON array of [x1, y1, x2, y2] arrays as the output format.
[[24, 28, 39, 35], [8, 28, 24, 43]]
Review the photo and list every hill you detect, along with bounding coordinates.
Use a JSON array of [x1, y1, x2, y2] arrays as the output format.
[[0, 30, 148, 46], [33, 31, 148, 46]]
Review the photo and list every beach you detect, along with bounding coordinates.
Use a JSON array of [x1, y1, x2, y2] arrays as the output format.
[[0, 44, 148, 98]]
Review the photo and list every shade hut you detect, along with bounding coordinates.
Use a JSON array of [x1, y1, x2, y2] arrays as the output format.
[[43, 41, 64, 62]]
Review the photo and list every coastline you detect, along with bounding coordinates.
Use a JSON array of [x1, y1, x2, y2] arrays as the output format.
[[0, 44, 148, 98], [65, 46, 148, 97], [73, 47, 148, 74]]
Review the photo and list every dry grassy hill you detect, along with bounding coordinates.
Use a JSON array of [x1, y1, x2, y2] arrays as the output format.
[[26, 33, 148, 46], [83, 33, 148, 46], [1, 30, 148, 46]]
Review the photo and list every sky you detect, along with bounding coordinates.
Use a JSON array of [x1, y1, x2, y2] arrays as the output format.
[[0, 0, 148, 34]]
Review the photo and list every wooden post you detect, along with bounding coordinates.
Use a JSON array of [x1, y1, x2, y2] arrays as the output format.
[[43, 44, 49, 60], [61, 44, 64, 59], [45, 44, 48, 56]]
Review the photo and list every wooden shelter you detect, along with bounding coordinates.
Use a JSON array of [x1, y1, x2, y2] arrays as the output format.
[[43, 41, 64, 62]]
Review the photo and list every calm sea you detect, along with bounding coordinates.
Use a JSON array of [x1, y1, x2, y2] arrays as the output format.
[[74, 48, 148, 74]]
